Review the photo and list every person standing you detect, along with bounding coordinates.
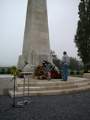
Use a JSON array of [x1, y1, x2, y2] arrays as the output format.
[[62, 51, 70, 81]]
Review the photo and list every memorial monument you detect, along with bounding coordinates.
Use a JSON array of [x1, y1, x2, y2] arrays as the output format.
[[18, 0, 51, 71]]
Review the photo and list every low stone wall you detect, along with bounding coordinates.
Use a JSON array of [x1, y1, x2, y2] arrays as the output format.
[[0, 75, 13, 95], [83, 73, 90, 79]]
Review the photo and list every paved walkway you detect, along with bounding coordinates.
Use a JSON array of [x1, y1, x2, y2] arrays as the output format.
[[0, 91, 90, 120]]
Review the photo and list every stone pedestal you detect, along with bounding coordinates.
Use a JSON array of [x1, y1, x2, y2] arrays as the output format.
[[0, 75, 13, 95], [83, 73, 90, 79]]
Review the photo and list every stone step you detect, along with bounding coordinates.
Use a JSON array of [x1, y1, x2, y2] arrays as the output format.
[[9, 84, 90, 97], [9, 77, 90, 97], [17, 81, 90, 91], [17, 78, 90, 87], [83, 73, 90, 79]]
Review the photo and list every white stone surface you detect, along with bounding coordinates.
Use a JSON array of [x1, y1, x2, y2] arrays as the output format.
[[18, 0, 51, 69], [17, 55, 25, 69], [9, 77, 90, 97], [0, 75, 14, 95], [22, 64, 36, 73], [83, 73, 90, 79]]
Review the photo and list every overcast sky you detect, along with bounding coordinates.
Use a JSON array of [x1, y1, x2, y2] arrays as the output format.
[[0, 0, 80, 66]]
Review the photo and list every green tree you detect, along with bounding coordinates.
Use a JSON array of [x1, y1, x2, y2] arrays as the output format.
[[10, 66, 20, 76], [69, 57, 79, 71], [0, 68, 5, 74], [75, 0, 90, 71], [69, 57, 83, 70]]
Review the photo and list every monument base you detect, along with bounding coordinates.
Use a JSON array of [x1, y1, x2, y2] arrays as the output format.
[[9, 77, 90, 97], [83, 73, 90, 79], [17, 52, 52, 72]]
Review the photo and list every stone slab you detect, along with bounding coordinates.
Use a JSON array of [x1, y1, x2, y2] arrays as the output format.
[[9, 77, 90, 97], [83, 73, 90, 79], [0, 75, 13, 95]]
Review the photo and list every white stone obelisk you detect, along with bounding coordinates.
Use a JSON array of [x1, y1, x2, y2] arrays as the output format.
[[18, 0, 51, 70]]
